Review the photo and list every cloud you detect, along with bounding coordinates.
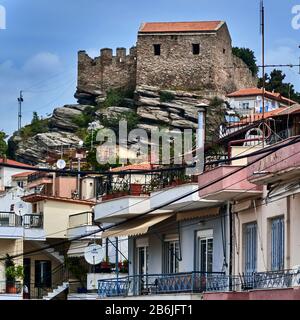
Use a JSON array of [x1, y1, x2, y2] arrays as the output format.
[[22, 52, 62, 75]]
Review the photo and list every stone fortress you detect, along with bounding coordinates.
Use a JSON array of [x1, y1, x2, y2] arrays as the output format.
[[9, 21, 258, 165], [76, 21, 257, 104]]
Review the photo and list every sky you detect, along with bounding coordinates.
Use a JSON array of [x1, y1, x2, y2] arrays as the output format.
[[0, 0, 299, 136]]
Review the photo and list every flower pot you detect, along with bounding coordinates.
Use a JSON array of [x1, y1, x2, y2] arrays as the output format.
[[130, 184, 143, 195], [6, 283, 17, 294]]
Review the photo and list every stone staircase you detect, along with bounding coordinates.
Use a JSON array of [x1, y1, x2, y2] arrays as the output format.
[[43, 282, 69, 300]]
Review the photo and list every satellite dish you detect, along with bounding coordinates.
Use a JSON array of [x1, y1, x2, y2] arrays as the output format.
[[56, 159, 66, 170], [14, 201, 29, 216], [78, 140, 84, 147], [84, 244, 104, 265]]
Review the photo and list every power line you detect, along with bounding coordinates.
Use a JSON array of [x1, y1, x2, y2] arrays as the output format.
[[2, 135, 300, 262]]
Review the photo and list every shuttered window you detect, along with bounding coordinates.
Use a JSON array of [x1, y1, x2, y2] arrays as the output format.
[[244, 222, 257, 274], [271, 217, 285, 271]]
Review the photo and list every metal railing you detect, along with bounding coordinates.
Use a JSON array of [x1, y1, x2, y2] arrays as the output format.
[[26, 264, 69, 300], [98, 269, 300, 298], [98, 272, 226, 297], [0, 281, 22, 295], [69, 212, 93, 229], [95, 168, 197, 199], [0, 212, 43, 228]]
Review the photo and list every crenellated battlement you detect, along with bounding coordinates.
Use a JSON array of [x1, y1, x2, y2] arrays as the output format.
[[77, 47, 137, 99]]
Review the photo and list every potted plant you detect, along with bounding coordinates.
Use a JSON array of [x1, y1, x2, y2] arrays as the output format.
[[100, 257, 112, 273], [130, 183, 143, 195], [120, 260, 129, 273], [5, 255, 24, 294]]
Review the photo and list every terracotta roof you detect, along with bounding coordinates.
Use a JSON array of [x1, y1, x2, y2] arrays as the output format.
[[0, 158, 34, 168], [22, 194, 95, 205], [230, 105, 300, 127], [111, 163, 157, 173], [139, 21, 223, 33], [12, 171, 36, 178], [227, 88, 297, 105]]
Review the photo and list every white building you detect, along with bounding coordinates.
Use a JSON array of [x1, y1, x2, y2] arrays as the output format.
[[227, 88, 296, 117]]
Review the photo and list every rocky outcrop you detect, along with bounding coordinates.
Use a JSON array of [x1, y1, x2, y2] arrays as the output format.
[[135, 86, 210, 129], [9, 86, 224, 165], [49, 104, 93, 132], [9, 131, 82, 165]]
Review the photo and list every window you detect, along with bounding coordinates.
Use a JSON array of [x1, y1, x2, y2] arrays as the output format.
[[17, 181, 24, 188], [192, 43, 200, 55], [242, 102, 250, 110], [223, 48, 226, 54], [197, 230, 213, 273], [244, 222, 257, 274], [35, 260, 51, 288], [271, 217, 285, 271], [163, 238, 179, 274], [153, 44, 161, 56]]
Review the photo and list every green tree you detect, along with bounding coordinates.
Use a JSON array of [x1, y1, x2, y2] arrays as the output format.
[[232, 47, 259, 76], [0, 131, 7, 157], [258, 69, 300, 103]]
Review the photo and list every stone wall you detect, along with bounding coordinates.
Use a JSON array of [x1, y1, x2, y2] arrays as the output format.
[[136, 23, 256, 95], [76, 47, 137, 104], [76, 22, 257, 103]]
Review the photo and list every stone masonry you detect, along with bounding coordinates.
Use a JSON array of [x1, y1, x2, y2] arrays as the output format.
[[76, 21, 257, 103]]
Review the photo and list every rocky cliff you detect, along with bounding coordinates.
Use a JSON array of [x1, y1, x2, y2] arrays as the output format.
[[8, 86, 225, 165]]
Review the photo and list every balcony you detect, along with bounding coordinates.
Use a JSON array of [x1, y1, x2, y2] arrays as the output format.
[[67, 212, 101, 239], [94, 169, 202, 223], [0, 212, 45, 240], [98, 269, 300, 299], [199, 165, 263, 201], [27, 172, 53, 189], [150, 182, 220, 213], [248, 138, 300, 185]]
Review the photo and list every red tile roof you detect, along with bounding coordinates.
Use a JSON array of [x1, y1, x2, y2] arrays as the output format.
[[22, 194, 95, 205], [0, 158, 34, 168], [12, 171, 36, 178], [139, 21, 223, 33], [227, 88, 297, 105], [111, 163, 157, 172]]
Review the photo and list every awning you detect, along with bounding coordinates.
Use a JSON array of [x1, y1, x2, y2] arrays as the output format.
[[232, 200, 253, 213], [67, 241, 90, 257], [176, 207, 220, 221], [101, 214, 173, 239]]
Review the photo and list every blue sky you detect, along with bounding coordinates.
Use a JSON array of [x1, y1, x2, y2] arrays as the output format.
[[0, 0, 299, 136]]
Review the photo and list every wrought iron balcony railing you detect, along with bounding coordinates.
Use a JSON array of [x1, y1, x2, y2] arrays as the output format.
[[0, 212, 43, 229], [95, 168, 198, 200], [98, 269, 300, 298]]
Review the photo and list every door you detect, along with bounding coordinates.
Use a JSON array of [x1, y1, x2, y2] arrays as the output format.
[[197, 230, 214, 273], [271, 217, 285, 271], [164, 241, 180, 274], [23, 258, 31, 299], [244, 222, 257, 275], [35, 260, 52, 288], [136, 246, 148, 294]]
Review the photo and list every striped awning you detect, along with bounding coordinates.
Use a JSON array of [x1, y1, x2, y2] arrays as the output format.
[[176, 207, 220, 221], [101, 214, 173, 239], [67, 241, 90, 257]]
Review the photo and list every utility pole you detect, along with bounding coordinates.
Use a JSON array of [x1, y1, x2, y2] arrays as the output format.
[[17, 91, 24, 131], [260, 0, 265, 148]]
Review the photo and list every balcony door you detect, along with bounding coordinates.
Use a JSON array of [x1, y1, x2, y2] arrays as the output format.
[[163, 236, 180, 274], [197, 230, 213, 273], [271, 217, 285, 271], [244, 222, 257, 275]]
